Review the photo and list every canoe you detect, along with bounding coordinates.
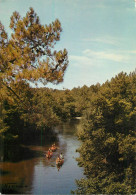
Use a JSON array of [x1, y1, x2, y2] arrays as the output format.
[[50, 147, 57, 152], [56, 158, 64, 166], [46, 152, 53, 159]]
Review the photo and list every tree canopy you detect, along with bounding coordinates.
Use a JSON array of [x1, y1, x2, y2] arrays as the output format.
[[74, 72, 136, 194], [0, 7, 68, 87], [0, 7, 68, 142]]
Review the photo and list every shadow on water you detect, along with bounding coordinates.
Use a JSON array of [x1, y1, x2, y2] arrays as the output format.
[[1, 145, 42, 163], [0, 120, 80, 163], [0, 129, 60, 194], [18, 128, 59, 146], [0, 119, 84, 194], [0, 168, 10, 175], [0, 129, 59, 163], [0, 178, 28, 194], [1, 184, 21, 194]]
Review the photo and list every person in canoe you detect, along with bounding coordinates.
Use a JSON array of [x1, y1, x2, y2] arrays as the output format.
[[46, 148, 53, 159], [56, 156, 61, 171], [56, 155, 60, 164], [59, 153, 64, 160], [56, 155, 63, 171], [51, 143, 57, 152], [56, 154, 64, 166]]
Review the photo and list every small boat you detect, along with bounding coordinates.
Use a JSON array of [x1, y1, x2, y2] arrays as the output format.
[[50, 146, 57, 152], [46, 152, 53, 159], [56, 158, 64, 166]]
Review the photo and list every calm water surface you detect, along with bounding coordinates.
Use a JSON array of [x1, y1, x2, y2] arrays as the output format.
[[0, 120, 84, 194]]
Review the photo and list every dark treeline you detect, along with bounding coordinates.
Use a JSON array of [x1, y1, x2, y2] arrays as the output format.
[[0, 82, 58, 145], [0, 80, 97, 145]]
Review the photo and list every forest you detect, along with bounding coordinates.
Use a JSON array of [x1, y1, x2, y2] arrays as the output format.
[[1, 71, 136, 194], [0, 8, 136, 194]]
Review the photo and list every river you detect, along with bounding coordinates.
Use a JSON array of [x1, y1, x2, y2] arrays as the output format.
[[0, 119, 84, 194]]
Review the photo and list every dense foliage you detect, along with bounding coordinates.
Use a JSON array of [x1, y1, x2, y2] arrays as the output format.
[[0, 7, 68, 86], [0, 83, 59, 143], [0, 7, 68, 144], [0, 83, 90, 144], [74, 72, 136, 194]]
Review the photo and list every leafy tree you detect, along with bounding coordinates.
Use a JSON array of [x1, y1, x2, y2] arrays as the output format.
[[52, 89, 77, 120], [0, 7, 68, 141], [29, 88, 59, 128], [75, 72, 136, 194], [71, 84, 100, 116], [0, 7, 68, 87]]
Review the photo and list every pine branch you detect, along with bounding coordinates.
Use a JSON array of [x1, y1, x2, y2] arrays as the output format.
[[2, 81, 31, 111]]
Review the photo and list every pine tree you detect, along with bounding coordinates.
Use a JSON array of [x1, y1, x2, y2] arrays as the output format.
[[0, 7, 68, 140], [75, 72, 136, 194], [0, 7, 68, 87]]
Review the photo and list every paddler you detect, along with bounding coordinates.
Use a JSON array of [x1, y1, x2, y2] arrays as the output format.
[[59, 153, 64, 160], [47, 148, 51, 157], [56, 155, 60, 164]]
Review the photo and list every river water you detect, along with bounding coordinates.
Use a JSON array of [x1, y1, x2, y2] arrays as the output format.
[[0, 120, 84, 194]]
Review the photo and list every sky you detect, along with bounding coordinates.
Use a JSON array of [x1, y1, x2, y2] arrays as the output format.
[[0, 0, 136, 89]]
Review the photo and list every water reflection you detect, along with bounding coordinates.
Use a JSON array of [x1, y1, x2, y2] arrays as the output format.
[[0, 119, 84, 194], [1, 158, 35, 193]]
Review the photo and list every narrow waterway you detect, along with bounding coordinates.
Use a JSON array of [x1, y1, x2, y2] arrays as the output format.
[[0, 120, 84, 194]]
